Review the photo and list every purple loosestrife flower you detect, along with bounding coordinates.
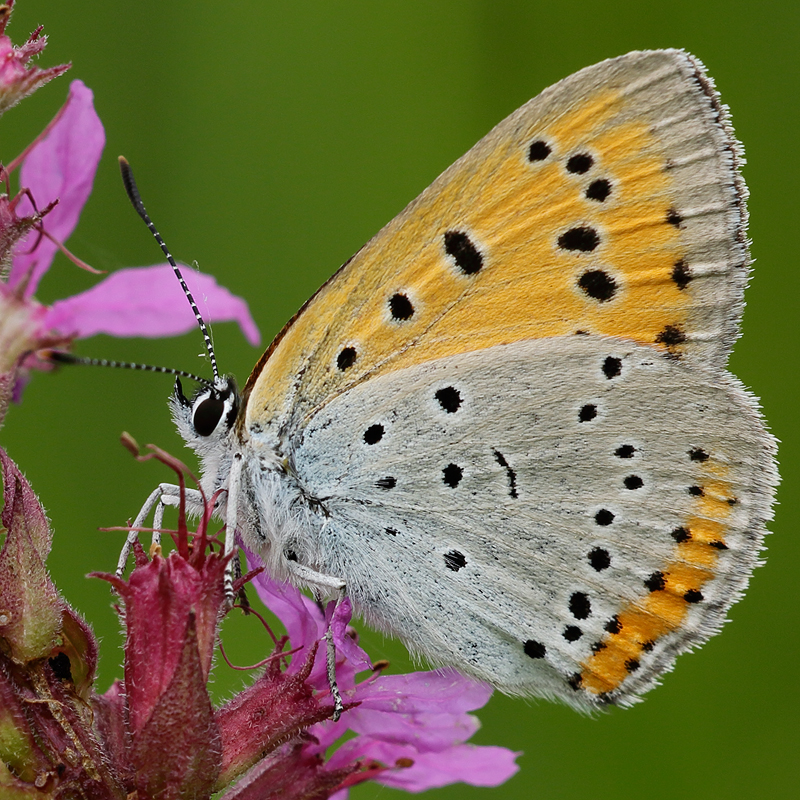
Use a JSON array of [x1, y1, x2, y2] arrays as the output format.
[[0, 10, 259, 419], [6, 82, 261, 346], [243, 567, 520, 798], [0, 2, 69, 116], [0, 6, 519, 795], [0, 441, 518, 798]]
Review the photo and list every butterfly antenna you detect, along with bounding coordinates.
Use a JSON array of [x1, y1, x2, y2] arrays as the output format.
[[44, 350, 212, 386], [118, 156, 220, 382]]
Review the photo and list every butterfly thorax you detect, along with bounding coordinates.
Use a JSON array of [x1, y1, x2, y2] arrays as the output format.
[[171, 375, 330, 585]]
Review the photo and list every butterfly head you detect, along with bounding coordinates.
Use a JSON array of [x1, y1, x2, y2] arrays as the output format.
[[172, 375, 240, 455]]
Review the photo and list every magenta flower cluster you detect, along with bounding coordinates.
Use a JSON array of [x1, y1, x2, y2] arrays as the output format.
[[0, 4, 519, 797]]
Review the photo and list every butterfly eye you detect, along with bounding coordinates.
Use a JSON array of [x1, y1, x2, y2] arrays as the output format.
[[193, 394, 226, 437]]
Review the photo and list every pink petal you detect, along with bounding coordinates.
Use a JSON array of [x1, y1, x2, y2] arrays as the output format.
[[248, 560, 369, 672], [325, 671, 491, 754], [328, 597, 372, 673], [11, 80, 104, 294], [43, 264, 261, 346], [248, 561, 326, 652], [376, 742, 520, 792], [346, 708, 480, 752], [353, 669, 492, 715], [332, 739, 519, 792]]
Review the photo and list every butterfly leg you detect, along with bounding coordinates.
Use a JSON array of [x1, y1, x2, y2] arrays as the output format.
[[292, 563, 347, 720], [325, 594, 346, 722], [223, 454, 244, 607], [116, 483, 203, 577]]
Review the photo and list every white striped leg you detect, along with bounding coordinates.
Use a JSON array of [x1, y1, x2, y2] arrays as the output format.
[[223, 454, 244, 607], [116, 483, 204, 577], [325, 589, 347, 721], [292, 563, 347, 721]]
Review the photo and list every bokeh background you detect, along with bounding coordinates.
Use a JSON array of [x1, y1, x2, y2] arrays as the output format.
[[2, 1, 798, 798]]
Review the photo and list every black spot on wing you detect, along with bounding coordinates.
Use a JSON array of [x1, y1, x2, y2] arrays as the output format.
[[672, 259, 692, 289], [559, 226, 600, 252], [444, 231, 483, 275], [337, 347, 357, 370], [527, 140, 551, 161], [442, 464, 463, 488], [524, 639, 546, 659], [602, 356, 622, 378], [566, 153, 593, 174], [588, 547, 611, 571], [363, 424, 384, 444], [586, 178, 611, 202], [435, 386, 462, 413], [444, 550, 467, 571], [493, 450, 518, 498], [388, 293, 414, 320], [578, 269, 617, 301]]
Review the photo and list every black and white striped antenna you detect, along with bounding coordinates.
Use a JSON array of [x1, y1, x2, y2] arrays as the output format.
[[45, 351, 211, 386], [118, 156, 220, 382], [47, 158, 219, 388]]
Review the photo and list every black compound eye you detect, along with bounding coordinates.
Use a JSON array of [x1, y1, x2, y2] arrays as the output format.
[[193, 395, 226, 437]]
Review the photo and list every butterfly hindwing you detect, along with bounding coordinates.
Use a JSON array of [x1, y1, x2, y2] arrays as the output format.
[[281, 336, 775, 709]]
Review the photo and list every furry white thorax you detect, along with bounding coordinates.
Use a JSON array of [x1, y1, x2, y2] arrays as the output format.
[[170, 377, 330, 589]]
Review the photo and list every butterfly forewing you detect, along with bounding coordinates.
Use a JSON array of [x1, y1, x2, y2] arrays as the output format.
[[245, 49, 748, 438]]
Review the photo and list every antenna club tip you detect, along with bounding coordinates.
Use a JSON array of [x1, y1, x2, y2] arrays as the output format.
[[39, 349, 76, 365], [118, 156, 133, 179]]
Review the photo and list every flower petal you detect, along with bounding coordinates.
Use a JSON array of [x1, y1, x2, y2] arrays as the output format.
[[353, 669, 492, 715], [321, 670, 491, 755], [379, 742, 520, 791], [348, 708, 479, 753], [44, 264, 261, 345], [247, 559, 326, 652], [332, 739, 520, 792], [11, 80, 104, 294], [328, 597, 371, 673]]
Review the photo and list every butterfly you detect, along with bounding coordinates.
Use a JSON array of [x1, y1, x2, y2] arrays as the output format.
[[124, 49, 777, 712]]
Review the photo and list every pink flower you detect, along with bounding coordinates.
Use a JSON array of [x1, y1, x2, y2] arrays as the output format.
[[246, 564, 520, 797], [1, 36, 259, 419], [0, 2, 69, 115], [0, 440, 518, 798], [6, 79, 260, 343], [0, 9, 519, 796]]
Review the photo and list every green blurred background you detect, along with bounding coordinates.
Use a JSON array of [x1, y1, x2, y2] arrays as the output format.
[[2, 1, 798, 797]]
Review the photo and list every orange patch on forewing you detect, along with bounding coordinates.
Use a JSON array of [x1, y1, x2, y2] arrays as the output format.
[[580, 458, 736, 697], [246, 83, 699, 431], [543, 90, 623, 151]]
